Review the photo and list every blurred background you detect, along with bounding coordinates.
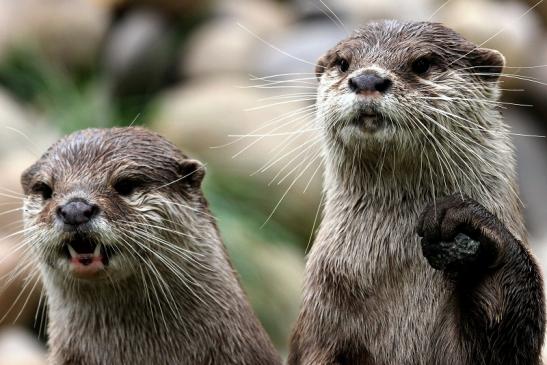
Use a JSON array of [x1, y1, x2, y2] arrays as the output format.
[[0, 0, 546, 363]]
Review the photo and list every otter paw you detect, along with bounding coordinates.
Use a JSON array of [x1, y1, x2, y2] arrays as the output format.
[[416, 194, 500, 272]]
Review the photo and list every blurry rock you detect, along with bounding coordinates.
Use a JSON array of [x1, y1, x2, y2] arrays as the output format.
[[522, 0, 547, 27], [102, 9, 174, 98], [223, 218, 304, 352], [527, 41, 547, 120], [181, 0, 291, 78], [150, 76, 322, 215], [0, 328, 46, 365], [437, 0, 543, 71], [293, 0, 436, 25], [212, 0, 291, 30], [0, 238, 42, 330], [181, 20, 257, 78], [0, 89, 59, 232], [251, 20, 346, 77], [92, 0, 211, 17], [506, 110, 547, 242], [0, 0, 108, 70]]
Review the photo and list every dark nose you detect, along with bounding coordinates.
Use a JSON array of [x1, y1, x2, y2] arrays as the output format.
[[348, 73, 392, 94], [57, 199, 99, 226]]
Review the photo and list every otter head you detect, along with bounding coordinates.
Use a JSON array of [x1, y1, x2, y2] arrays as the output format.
[[315, 20, 505, 156], [21, 127, 206, 283]]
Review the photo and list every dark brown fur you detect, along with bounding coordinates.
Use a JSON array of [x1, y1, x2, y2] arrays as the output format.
[[21, 127, 281, 365], [288, 20, 545, 365]]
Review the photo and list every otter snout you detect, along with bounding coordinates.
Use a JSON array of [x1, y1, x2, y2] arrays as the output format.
[[56, 199, 100, 227], [348, 72, 392, 95]]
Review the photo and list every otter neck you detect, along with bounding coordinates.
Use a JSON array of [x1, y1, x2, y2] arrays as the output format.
[[43, 232, 257, 364]]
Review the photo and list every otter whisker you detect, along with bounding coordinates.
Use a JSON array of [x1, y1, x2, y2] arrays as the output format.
[[421, 103, 545, 138], [232, 105, 318, 158], [256, 93, 318, 102], [257, 136, 321, 178], [0, 268, 40, 324], [305, 191, 324, 254], [9, 271, 41, 325], [0, 237, 32, 268], [417, 96, 533, 108], [211, 103, 317, 149], [0, 192, 25, 200], [250, 127, 317, 177], [240, 85, 319, 90], [156, 162, 208, 190], [127, 233, 218, 312], [470, 72, 547, 87], [317, 0, 349, 35], [450, 0, 544, 66], [115, 231, 184, 327], [245, 99, 317, 112], [0, 187, 25, 197], [409, 107, 495, 197], [2, 126, 40, 157], [274, 139, 323, 186], [229, 128, 321, 138], [121, 220, 203, 243], [120, 221, 213, 269], [0, 207, 23, 217], [249, 72, 317, 81], [303, 159, 323, 194], [34, 285, 48, 339], [262, 152, 322, 228], [237, 23, 322, 69], [154, 199, 217, 220], [0, 226, 40, 244], [405, 111, 460, 195], [248, 74, 318, 85], [427, 0, 453, 21]]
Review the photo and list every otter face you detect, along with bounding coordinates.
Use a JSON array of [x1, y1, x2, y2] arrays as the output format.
[[21, 128, 205, 282], [315, 20, 505, 151]]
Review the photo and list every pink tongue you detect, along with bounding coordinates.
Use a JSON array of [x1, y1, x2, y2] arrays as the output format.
[[71, 254, 103, 266]]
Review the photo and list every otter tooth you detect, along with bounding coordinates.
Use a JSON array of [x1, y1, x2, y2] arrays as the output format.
[[94, 243, 102, 257], [67, 244, 77, 259]]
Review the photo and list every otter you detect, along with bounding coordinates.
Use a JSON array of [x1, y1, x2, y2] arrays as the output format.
[[20, 127, 281, 365], [288, 20, 545, 365]]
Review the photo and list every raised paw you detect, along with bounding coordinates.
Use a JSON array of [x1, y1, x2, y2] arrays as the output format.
[[416, 194, 509, 272]]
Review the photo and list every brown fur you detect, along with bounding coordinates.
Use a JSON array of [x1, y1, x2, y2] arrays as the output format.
[[288, 20, 544, 365], [21, 127, 281, 365]]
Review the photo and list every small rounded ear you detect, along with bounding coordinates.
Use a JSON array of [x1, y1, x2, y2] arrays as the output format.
[[315, 54, 329, 80], [468, 48, 505, 81], [20, 163, 40, 195], [177, 159, 206, 188]]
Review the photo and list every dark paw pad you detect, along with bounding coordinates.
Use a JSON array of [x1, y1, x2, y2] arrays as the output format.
[[422, 233, 481, 271], [416, 194, 503, 272]]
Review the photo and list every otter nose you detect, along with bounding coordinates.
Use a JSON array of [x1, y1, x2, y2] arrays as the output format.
[[57, 199, 99, 226], [348, 73, 392, 94]]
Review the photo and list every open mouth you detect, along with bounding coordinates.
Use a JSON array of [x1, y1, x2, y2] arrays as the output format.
[[349, 110, 386, 133], [61, 236, 116, 276]]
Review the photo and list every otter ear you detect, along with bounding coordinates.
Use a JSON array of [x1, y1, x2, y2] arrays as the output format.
[[21, 163, 40, 195], [315, 54, 329, 80], [177, 159, 206, 188], [469, 48, 505, 81]]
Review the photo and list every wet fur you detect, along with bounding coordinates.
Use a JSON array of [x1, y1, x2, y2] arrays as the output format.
[[21, 128, 281, 365], [288, 20, 545, 365]]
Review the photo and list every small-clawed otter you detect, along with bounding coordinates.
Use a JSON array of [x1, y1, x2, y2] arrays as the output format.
[[21, 127, 281, 365], [288, 20, 545, 365]]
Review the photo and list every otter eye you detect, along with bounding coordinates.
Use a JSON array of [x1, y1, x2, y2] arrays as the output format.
[[32, 182, 53, 200], [337, 58, 350, 73], [113, 178, 145, 197], [412, 57, 432, 75]]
